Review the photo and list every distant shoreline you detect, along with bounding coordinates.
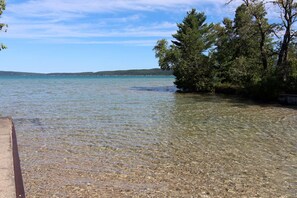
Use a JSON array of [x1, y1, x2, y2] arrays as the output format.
[[0, 68, 173, 76]]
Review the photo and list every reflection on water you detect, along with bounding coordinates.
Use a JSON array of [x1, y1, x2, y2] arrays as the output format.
[[130, 86, 177, 93], [0, 76, 296, 197]]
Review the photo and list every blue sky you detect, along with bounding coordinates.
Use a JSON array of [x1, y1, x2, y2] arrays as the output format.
[[0, 0, 243, 73]]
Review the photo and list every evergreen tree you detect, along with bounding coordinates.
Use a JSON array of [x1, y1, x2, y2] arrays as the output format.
[[154, 9, 215, 92], [214, 2, 275, 92], [214, 4, 260, 88], [213, 18, 237, 85], [154, 2, 297, 99], [227, 0, 275, 70]]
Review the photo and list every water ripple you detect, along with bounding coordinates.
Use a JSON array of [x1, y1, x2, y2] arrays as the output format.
[[0, 76, 296, 197]]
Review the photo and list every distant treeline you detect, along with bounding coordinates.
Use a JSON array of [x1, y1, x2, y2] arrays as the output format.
[[0, 69, 173, 76]]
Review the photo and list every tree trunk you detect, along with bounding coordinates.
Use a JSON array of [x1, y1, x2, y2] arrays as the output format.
[[277, 29, 290, 67]]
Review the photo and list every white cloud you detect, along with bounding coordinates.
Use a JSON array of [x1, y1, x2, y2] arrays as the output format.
[[7, 0, 227, 16], [1, 17, 176, 42], [57, 39, 158, 46], [1, 0, 238, 44]]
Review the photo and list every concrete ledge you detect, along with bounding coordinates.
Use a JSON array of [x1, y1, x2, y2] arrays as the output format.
[[0, 117, 25, 198], [279, 94, 297, 105]]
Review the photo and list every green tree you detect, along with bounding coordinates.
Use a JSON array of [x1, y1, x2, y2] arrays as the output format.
[[212, 18, 237, 85], [0, 0, 7, 50], [273, 0, 297, 80], [214, 2, 275, 91], [154, 9, 215, 92], [153, 2, 296, 99], [231, 3, 262, 87], [154, 39, 180, 71], [228, 0, 275, 70], [214, 4, 260, 88], [273, 0, 297, 65]]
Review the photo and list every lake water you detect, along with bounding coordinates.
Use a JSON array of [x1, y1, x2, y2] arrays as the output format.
[[0, 76, 296, 197]]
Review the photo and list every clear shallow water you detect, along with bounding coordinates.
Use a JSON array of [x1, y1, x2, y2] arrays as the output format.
[[0, 76, 296, 197]]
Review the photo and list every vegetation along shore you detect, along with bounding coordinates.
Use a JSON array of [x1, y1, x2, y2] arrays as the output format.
[[154, 0, 297, 102], [0, 69, 173, 76]]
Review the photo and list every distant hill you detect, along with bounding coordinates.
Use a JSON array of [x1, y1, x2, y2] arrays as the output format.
[[96, 68, 172, 76], [0, 71, 41, 76], [0, 68, 173, 76], [49, 68, 173, 76]]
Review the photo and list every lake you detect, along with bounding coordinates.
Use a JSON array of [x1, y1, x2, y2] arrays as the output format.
[[0, 76, 296, 197]]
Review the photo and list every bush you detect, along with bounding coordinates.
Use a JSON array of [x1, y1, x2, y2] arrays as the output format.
[[246, 73, 282, 101], [284, 76, 297, 94], [214, 83, 240, 94]]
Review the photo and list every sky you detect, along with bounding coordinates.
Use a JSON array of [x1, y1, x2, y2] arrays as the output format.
[[0, 0, 252, 73]]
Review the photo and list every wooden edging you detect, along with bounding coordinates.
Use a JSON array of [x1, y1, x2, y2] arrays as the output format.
[[10, 117, 26, 198]]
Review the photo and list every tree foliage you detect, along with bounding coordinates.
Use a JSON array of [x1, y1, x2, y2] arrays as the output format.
[[154, 1, 297, 100], [154, 9, 215, 92], [273, 0, 297, 81], [0, 0, 7, 50], [214, 1, 275, 91]]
